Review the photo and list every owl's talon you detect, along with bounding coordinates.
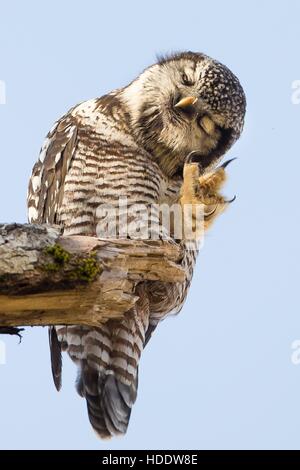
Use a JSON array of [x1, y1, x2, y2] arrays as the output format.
[[224, 195, 236, 204], [220, 157, 237, 169], [205, 205, 218, 218], [185, 150, 202, 164], [185, 150, 218, 171]]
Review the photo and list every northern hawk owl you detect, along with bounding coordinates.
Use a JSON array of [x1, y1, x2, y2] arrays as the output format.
[[28, 51, 246, 438]]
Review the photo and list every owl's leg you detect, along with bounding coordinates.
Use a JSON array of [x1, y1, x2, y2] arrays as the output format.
[[180, 154, 235, 239]]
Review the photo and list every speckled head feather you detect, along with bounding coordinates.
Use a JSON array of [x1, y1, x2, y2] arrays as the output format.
[[122, 51, 246, 175], [157, 50, 246, 134]]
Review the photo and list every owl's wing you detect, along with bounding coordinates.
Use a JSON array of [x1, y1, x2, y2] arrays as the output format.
[[48, 326, 62, 391], [28, 109, 78, 389], [27, 109, 78, 224], [144, 322, 158, 346]]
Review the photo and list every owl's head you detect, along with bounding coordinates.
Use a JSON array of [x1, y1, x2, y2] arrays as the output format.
[[121, 51, 246, 175]]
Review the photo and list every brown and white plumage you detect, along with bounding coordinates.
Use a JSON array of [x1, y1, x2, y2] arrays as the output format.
[[28, 51, 246, 438]]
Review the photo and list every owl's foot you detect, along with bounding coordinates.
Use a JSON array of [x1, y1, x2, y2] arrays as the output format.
[[180, 152, 235, 238]]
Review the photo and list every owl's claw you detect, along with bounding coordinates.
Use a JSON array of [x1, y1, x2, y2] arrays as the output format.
[[220, 157, 237, 169], [185, 153, 237, 172], [224, 195, 236, 204], [185, 150, 202, 164], [185, 150, 218, 170]]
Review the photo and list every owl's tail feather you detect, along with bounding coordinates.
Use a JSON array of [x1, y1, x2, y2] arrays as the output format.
[[77, 363, 137, 439], [54, 286, 149, 439]]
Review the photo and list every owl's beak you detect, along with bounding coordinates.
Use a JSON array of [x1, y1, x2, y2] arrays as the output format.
[[174, 96, 198, 108]]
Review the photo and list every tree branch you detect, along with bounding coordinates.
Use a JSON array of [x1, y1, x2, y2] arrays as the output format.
[[0, 224, 185, 328]]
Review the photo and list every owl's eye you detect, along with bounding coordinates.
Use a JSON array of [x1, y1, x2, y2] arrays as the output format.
[[182, 73, 194, 86]]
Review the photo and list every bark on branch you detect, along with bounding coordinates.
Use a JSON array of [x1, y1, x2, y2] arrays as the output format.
[[0, 224, 185, 328]]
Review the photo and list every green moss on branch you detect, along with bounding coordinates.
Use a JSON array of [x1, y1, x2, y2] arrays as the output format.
[[44, 245, 101, 282]]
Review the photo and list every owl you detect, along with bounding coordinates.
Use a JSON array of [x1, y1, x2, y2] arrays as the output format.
[[27, 51, 246, 438]]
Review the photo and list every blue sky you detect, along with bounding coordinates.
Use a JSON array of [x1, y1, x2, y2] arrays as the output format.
[[1, 0, 300, 450]]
